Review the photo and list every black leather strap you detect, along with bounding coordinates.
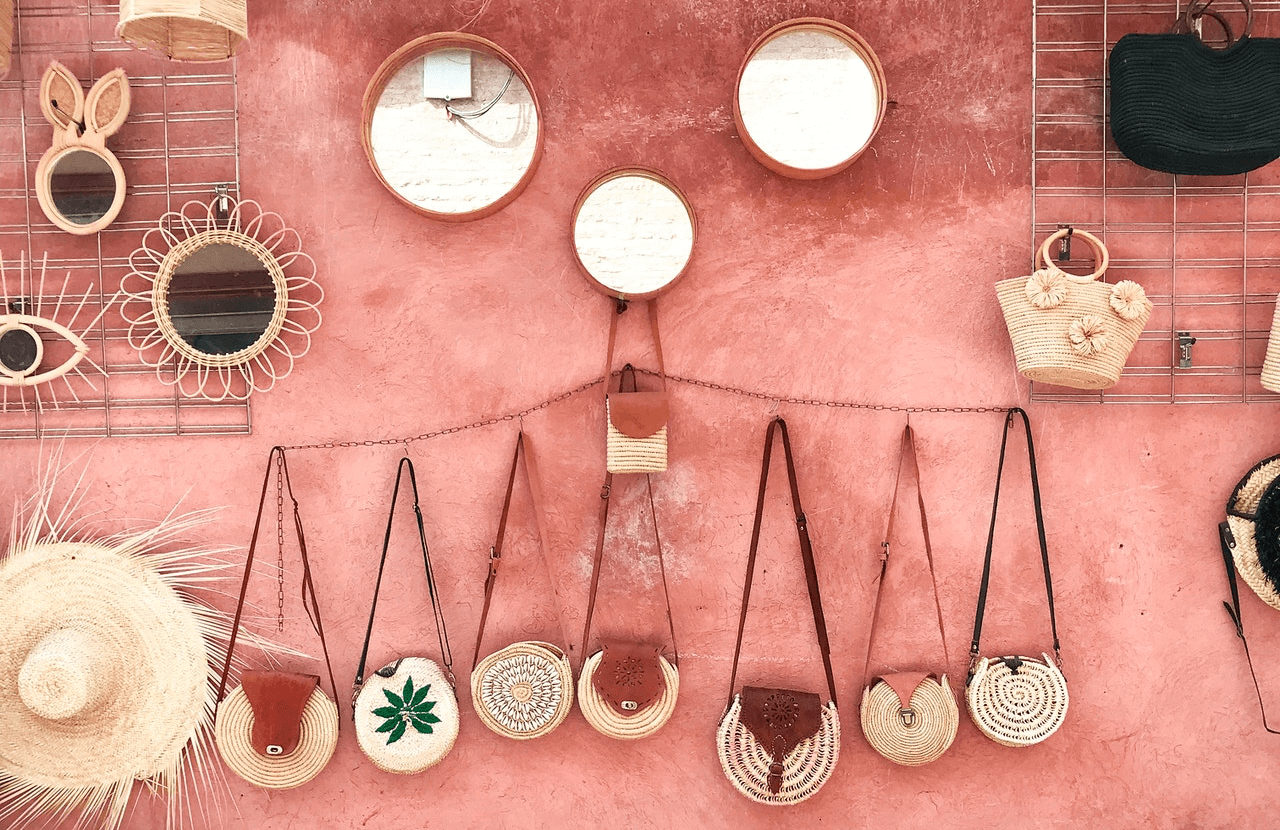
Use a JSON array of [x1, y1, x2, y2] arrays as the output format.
[[726, 417, 837, 707], [968, 408, 1062, 678], [353, 457, 453, 705], [1218, 520, 1280, 733]]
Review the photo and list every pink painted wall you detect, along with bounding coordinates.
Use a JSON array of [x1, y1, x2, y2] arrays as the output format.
[[8, 0, 1280, 828]]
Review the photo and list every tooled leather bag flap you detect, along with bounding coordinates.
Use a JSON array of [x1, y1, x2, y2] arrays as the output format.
[[593, 641, 665, 716], [874, 671, 932, 711], [739, 685, 822, 781], [241, 670, 319, 757], [607, 392, 669, 438]]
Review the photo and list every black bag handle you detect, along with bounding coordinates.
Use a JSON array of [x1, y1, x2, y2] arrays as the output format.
[[1218, 520, 1280, 734]]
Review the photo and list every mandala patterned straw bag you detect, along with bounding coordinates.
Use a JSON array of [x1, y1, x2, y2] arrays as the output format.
[[352, 457, 459, 774], [717, 417, 840, 805], [860, 425, 958, 766], [577, 473, 679, 739], [604, 301, 669, 473], [996, 227, 1152, 390], [966, 408, 1069, 748], [471, 432, 575, 740], [214, 448, 340, 790]]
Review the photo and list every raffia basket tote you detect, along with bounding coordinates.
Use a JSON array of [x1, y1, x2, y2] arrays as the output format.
[[1223, 454, 1280, 611], [117, 0, 248, 61], [1261, 308, 1280, 394], [1, 0, 12, 81], [996, 228, 1152, 390]]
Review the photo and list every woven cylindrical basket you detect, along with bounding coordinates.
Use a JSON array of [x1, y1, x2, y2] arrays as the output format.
[[471, 641, 574, 740], [577, 650, 678, 740], [1, 0, 12, 81], [605, 400, 667, 473], [1261, 301, 1280, 394], [214, 684, 339, 789], [966, 653, 1069, 747], [859, 675, 958, 766], [996, 228, 1152, 390], [354, 657, 459, 775], [117, 0, 247, 61], [716, 695, 840, 806]]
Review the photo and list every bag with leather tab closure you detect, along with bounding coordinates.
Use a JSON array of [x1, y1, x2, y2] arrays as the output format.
[[603, 301, 669, 473]]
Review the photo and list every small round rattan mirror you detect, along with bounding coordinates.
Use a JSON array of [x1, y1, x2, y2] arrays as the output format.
[[572, 167, 696, 300], [734, 18, 886, 179], [362, 33, 543, 222]]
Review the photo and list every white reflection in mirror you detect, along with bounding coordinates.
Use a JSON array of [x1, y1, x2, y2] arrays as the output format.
[[574, 175, 694, 297]]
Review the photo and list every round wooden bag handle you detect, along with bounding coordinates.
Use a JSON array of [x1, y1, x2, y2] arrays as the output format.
[[1036, 228, 1109, 284]]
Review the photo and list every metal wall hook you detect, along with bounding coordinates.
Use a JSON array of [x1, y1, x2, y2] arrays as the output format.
[[1177, 332, 1197, 368]]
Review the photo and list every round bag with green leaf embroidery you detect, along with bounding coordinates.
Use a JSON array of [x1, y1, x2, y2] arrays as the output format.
[[354, 657, 458, 774]]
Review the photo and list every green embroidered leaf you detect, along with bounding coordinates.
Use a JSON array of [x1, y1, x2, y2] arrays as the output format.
[[410, 717, 435, 735], [375, 719, 397, 733], [387, 719, 408, 744], [402, 677, 414, 704], [410, 683, 431, 707], [419, 712, 441, 725], [411, 700, 436, 715], [382, 688, 404, 708], [372, 706, 400, 718]]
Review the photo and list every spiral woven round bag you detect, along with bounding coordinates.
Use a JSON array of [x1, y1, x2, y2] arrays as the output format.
[[472, 641, 574, 740], [577, 649, 678, 740], [965, 653, 1069, 747], [716, 694, 840, 805], [214, 683, 338, 789], [860, 674, 958, 766]]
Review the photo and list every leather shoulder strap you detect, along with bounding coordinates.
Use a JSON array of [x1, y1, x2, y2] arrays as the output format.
[[354, 457, 453, 702], [726, 417, 837, 707], [1219, 520, 1280, 734], [603, 299, 667, 393], [968, 407, 1062, 677]]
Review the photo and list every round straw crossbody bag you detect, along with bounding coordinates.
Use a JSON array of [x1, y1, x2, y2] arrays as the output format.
[[577, 473, 679, 739], [717, 418, 840, 805], [352, 458, 459, 774], [471, 432, 575, 740], [965, 408, 1069, 748], [859, 425, 958, 766], [214, 448, 340, 790]]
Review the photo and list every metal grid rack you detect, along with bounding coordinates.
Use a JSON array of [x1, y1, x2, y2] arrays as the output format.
[[1032, 0, 1280, 403], [0, 0, 250, 438]]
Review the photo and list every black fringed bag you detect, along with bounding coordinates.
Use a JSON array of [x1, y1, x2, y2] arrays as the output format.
[[1109, 0, 1280, 176]]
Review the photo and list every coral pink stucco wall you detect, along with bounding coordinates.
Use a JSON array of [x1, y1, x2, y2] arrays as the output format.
[[7, 0, 1280, 828]]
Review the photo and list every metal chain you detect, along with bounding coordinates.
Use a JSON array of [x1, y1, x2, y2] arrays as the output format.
[[275, 450, 286, 632], [279, 370, 1014, 452]]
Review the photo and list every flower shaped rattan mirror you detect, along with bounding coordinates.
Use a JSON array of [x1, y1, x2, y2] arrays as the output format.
[[120, 193, 323, 401], [362, 33, 543, 222]]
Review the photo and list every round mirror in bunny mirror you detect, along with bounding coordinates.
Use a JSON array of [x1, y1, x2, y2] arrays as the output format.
[[363, 33, 543, 222], [164, 243, 277, 357], [48, 149, 117, 227], [734, 19, 886, 178], [572, 168, 696, 300]]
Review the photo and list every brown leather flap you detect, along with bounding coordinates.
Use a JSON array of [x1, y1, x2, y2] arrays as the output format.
[[874, 671, 932, 711], [593, 641, 665, 716], [739, 685, 823, 761], [241, 670, 318, 758], [608, 392, 669, 439]]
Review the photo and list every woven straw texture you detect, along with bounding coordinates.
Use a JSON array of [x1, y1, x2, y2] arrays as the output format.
[[1225, 456, 1280, 611], [0, 0, 11, 81], [859, 674, 958, 766], [214, 684, 338, 789], [1261, 301, 1280, 394], [471, 641, 574, 740], [354, 657, 458, 775], [0, 540, 208, 788], [117, 0, 247, 61], [716, 695, 840, 805], [966, 654, 1069, 747], [605, 398, 667, 473], [577, 650, 678, 740]]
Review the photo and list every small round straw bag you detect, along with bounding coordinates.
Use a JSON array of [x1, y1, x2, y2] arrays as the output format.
[[604, 301, 668, 474], [965, 409, 1069, 748], [214, 448, 340, 790], [859, 425, 958, 766], [577, 473, 679, 739], [471, 432, 575, 740], [352, 457, 459, 774], [996, 228, 1152, 390], [717, 418, 840, 805]]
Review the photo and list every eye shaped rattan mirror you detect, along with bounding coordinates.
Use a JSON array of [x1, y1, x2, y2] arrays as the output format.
[[734, 18, 886, 179], [362, 33, 543, 222], [572, 167, 697, 300]]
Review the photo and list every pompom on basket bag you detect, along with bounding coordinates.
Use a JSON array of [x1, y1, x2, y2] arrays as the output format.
[[996, 227, 1152, 391], [604, 301, 669, 474], [965, 408, 1069, 748], [471, 432, 575, 740], [717, 417, 840, 805], [577, 473, 679, 740], [214, 448, 341, 790], [351, 457, 459, 774], [859, 425, 958, 767]]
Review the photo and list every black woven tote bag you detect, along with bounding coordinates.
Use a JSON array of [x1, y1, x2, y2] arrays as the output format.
[[1109, 0, 1280, 176]]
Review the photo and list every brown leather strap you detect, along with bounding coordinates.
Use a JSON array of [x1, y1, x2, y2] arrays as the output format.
[[215, 447, 340, 722], [603, 299, 666, 392], [579, 472, 679, 671], [471, 431, 564, 668], [1219, 520, 1280, 734], [726, 417, 837, 707], [862, 425, 950, 685]]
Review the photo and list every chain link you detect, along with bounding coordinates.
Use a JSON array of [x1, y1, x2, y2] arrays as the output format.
[[274, 451, 286, 632]]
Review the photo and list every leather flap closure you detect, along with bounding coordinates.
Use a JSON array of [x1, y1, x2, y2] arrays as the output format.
[[607, 392, 669, 438], [593, 641, 665, 716], [739, 685, 822, 760], [874, 671, 933, 711], [241, 670, 318, 758]]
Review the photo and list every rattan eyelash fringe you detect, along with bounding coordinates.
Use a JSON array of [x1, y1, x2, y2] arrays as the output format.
[[605, 409, 667, 473], [716, 695, 840, 805], [966, 654, 1069, 747], [471, 641, 574, 740], [213, 685, 339, 789], [577, 650, 678, 740], [859, 675, 958, 766]]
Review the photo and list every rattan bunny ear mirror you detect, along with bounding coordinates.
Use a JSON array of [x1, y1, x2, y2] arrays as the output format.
[[36, 62, 131, 234], [362, 33, 543, 222], [120, 192, 323, 401]]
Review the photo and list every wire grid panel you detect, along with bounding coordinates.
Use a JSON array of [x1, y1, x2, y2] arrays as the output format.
[[1031, 0, 1280, 404], [0, 0, 250, 437]]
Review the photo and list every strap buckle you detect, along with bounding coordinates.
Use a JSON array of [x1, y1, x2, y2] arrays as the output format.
[[879, 541, 889, 562], [351, 680, 363, 712], [487, 545, 501, 575], [795, 512, 807, 530]]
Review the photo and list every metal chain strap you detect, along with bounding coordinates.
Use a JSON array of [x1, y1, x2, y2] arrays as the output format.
[[274, 450, 286, 631]]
